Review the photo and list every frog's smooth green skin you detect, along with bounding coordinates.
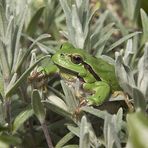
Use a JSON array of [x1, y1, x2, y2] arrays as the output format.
[[52, 42, 120, 105]]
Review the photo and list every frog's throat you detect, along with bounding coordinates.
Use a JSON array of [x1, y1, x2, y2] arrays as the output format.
[[55, 64, 84, 81]]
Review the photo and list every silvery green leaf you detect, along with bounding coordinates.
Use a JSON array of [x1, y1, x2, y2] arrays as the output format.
[[60, 30, 68, 39], [5, 55, 50, 97], [92, 10, 109, 36], [0, 39, 11, 77], [0, 73, 4, 96], [62, 145, 79, 148], [37, 43, 55, 54], [72, 5, 84, 48], [47, 85, 65, 100], [6, 73, 17, 93], [140, 9, 148, 44], [115, 52, 135, 97], [0, 1, 7, 39], [32, 89, 45, 124], [61, 80, 79, 113], [120, 0, 140, 21], [127, 111, 148, 148], [55, 132, 75, 148], [87, 121, 99, 147], [76, 0, 89, 23], [67, 125, 80, 137], [81, 106, 109, 120], [60, 0, 75, 44], [95, 28, 116, 55], [107, 32, 140, 52], [132, 87, 146, 111], [5, 15, 13, 67], [15, 34, 51, 72], [46, 95, 68, 112], [137, 43, 148, 99], [14, 48, 23, 70], [12, 5, 28, 70], [0, 134, 22, 146], [108, 11, 128, 35], [22, 34, 54, 54], [123, 39, 134, 66], [90, 10, 109, 47], [79, 116, 90, 148], [111, 108, 124, 133], [94, 23, 115, 50], [104, 114, 122, 148], [100, 55, 115, 65], [43, 96, 71, 120], [26, 7, 45, 37], [12, 107, 34, 134]]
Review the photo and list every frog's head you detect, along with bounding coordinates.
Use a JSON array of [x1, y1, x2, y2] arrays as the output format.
[[52, 42, 87, 76]]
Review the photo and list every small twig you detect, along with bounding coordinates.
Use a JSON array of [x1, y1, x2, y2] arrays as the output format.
[[41, 121, 53, 148], [5, 100, 11, 124]]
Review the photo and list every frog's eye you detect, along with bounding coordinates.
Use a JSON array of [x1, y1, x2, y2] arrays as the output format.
[[71, 55, 83, 64]]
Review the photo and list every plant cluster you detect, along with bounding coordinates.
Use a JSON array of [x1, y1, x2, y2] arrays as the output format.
[[0, 0, 148, 147]]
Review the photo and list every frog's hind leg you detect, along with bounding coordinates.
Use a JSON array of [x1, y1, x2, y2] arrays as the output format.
[[83, 81, 111, 106]]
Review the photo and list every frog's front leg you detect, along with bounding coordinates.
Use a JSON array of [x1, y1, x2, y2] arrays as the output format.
[[83, 81, 111, 106]]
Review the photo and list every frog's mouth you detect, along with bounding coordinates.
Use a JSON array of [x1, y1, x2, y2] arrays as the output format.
[[55, 64, 85, 82]]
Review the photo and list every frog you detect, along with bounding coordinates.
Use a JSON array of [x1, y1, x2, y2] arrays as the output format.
[[51, 42, 121, 106]]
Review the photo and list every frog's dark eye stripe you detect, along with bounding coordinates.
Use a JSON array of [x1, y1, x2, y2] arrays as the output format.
[[71, 55, 83, 64], [83, 63, 101, 81]]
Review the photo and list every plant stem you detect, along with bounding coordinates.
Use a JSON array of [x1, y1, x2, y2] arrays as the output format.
[[41, 121, 53, 148], [5, 99, 11, 124]]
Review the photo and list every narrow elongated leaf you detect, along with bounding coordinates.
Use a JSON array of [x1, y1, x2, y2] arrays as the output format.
[[72, 5, 84, 48], [43, 97, 71, 120], [27, 7, 45, 36], [15, 34, 51, 72], [137, 43, 148, 98], [0, 2, 6, 38], [79, 116, 90, 148], [32, 89, 45, 124], [115, 53, 135, 97], [0, 134, 21, 145], [104, 114, 122, 148], [127, 111, 148, 148], [60, 0, 75, 44], [55, 132, 75, 148], [6, 55, 50, 97], [62, 145, 79, 148], [123, 39, 133, 65], [12, 5, 28, 70], [13, 107, 34, 133], [67, 125, 80, 137], [81, 106, 109, 119], [120, 0, 140, 21], [61, 80, 79, 113], [132, 87, 146, 111], [107, 32, 140, 52], [5, 16, 13, 67], [141, 9, 148, 44]]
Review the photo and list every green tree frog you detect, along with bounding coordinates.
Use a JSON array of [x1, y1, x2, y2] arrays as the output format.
[[51, 42, 121, 106]]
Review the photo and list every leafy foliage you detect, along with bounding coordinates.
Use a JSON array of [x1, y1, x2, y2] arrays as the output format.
[[0, 0, 148, 147]]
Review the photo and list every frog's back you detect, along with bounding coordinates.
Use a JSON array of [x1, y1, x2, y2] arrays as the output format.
[[89, 56, 120, 91]]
